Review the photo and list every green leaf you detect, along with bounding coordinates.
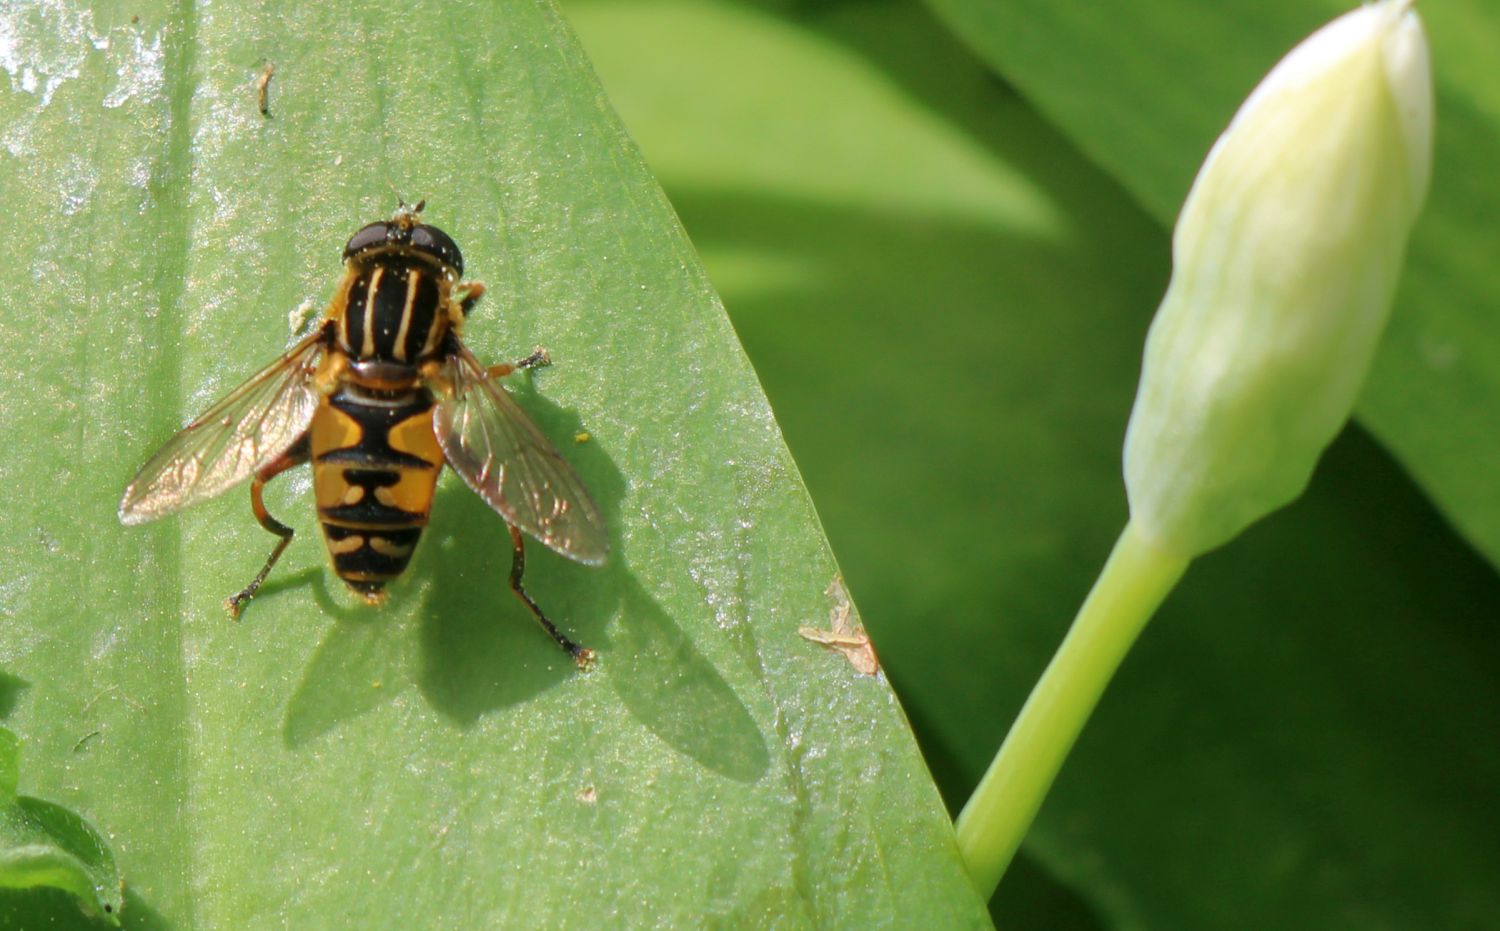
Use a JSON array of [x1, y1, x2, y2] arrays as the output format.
[[922, 0, 1500, 575], [564, 0, 1500, 927], [0, 726, 123, 924], [0, 1, 987, 927], [0, 728, 17, 798]]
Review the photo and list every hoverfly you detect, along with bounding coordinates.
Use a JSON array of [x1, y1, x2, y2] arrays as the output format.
[[119, 202, 606, 667]]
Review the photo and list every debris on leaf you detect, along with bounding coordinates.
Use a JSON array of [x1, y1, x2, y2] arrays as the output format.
[[799, 577, 879, 676], [256, 61, 275, 117]]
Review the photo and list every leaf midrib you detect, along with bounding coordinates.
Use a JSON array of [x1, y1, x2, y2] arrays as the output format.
[[142, 0, 200, 924]]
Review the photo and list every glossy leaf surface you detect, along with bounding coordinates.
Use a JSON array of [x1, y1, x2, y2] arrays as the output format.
[[0, 1, 987, 926]]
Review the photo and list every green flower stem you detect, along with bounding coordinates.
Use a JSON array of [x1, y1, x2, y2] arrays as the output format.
[[955, 521, 1189, 896]]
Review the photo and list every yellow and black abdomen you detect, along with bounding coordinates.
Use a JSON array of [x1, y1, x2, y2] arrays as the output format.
[[309, 388, 443, 594]]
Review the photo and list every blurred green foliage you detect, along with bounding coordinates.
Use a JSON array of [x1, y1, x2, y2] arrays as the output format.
[[567, 0, 1500, 927]]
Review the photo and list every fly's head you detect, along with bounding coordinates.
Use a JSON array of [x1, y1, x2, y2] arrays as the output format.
[[342, 199, 464, 279]]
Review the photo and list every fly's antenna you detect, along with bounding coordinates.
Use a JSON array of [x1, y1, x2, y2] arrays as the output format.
[[387, 183, 426, 224]]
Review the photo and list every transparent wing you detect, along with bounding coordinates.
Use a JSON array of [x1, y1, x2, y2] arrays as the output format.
[[434, 343, 608, 566], [118, 330, 325, 525]]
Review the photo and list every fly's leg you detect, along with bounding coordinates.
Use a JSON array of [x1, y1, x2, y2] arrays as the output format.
[[452, 280, 547, 372], [450, 280, 550, 379], [487, 347, 551, 379], [224, 439, 310, 618], [457, 280, 486, 316], [422, 346, 549, 396], [508, 525, 594, 669]]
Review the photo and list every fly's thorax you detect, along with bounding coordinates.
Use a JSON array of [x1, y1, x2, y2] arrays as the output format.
[[333, 254, 455, 365]]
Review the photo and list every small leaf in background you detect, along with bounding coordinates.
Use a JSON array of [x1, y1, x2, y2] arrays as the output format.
[[0, 726, 124, 925]]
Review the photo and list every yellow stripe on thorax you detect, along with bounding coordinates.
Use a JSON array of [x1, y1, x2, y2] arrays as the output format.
[[362, 266, 383, 358], [393, 269, 420, 362]]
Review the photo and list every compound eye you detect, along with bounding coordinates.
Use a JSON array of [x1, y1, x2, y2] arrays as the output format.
[[343, 222, 391, 262], [411, 224, 464, 276]]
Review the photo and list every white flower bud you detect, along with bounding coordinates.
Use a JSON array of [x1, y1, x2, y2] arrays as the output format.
[[1123, 0, 1433, 557]]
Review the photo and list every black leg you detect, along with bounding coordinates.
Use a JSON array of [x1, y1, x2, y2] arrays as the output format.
[[508, 524, 594, 669], [225, 442, 308, 618], [487, 347, 551, 380]]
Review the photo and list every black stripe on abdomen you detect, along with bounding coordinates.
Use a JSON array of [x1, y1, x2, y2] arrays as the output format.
[[322, 525, 424, 590], [316, 464, 423, 521], [314, 390, 436, 470]]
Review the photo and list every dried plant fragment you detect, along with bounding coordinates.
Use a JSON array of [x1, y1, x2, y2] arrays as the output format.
[[256, 61, 275, 117], [799, 577, 879, 676]]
